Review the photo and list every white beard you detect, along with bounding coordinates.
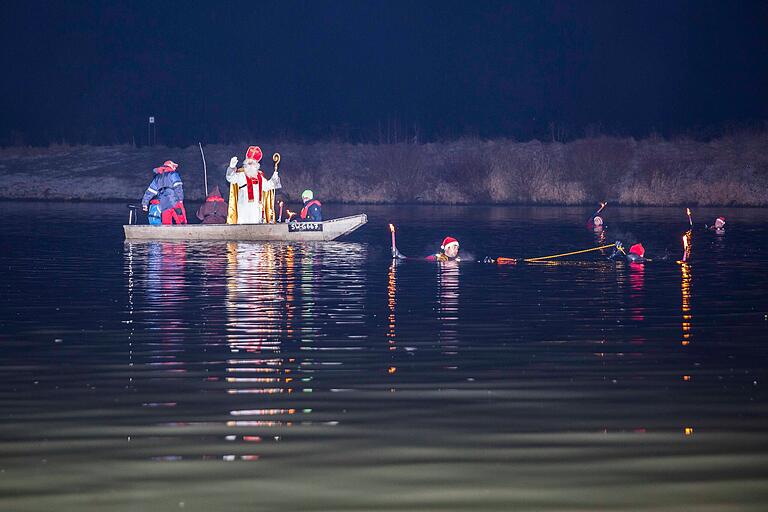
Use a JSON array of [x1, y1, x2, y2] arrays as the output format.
[[244, 162, 261, 177]]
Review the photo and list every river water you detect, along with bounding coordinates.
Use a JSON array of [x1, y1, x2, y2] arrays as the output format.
[[1, 202, 767, 511]]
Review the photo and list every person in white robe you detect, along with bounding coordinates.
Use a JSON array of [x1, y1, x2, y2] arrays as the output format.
[[226, 145, 280, 224]]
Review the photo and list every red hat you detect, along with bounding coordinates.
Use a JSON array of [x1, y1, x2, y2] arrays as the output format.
[[163, 160, 178, 171], [441, 237, 459, 250], [629, 243, 645, 257], [245, 146, 263, 162], [715, 216, 726, 227]]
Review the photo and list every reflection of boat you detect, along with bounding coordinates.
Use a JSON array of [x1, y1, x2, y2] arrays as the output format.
[[124, 214, 367, 241]]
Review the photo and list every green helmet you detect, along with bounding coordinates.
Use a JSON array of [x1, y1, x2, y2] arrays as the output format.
[[301, 189, 314, 201]]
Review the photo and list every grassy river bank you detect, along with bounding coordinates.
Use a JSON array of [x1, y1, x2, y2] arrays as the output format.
[[1, 132, 767, 206]]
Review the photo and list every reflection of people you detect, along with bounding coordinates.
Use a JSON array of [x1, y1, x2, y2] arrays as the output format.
[[145, 242, 189, 343], [628, 260, 645, 321], [226, 146, 280, 224], [196, 185, 228, 224], [141, 160, 187, 224], [437, 262, 460, 357], [426, 237, 460, 262]]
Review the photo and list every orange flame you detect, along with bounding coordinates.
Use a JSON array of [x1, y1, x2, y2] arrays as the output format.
[[389, 223, 395, 233], [683, 233, 689, 250], [686, 208, 691, 216]]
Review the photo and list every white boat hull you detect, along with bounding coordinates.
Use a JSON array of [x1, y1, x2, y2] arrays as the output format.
[[124, 214, 367, 241]]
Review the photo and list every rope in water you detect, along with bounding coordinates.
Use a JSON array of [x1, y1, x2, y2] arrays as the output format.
[[522, 243, 617, 262]]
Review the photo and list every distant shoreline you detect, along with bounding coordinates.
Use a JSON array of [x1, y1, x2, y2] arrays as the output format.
[[2, 133, 767, 206]]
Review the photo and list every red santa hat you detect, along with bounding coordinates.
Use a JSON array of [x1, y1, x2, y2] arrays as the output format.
[[715, 216, 726, 227], [441, 237, 459, 251], [245, 146, 263, 162], [629, 243, 645, 257], [163, 160, 178, 171]]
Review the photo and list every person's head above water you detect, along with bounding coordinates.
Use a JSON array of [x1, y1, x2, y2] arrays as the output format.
[[629, 243, 645, 257], [593, 216, 604, 227], [714, 217, 726, 229], [626, 242, 646, 262], [441, 237, 460, 259]]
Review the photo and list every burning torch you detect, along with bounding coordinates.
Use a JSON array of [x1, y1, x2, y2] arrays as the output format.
[[682, 230, 692, 263], [389, 224, 397, 258]]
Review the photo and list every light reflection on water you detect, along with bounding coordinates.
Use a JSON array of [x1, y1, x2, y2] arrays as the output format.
[[0, 203, 767, 510]]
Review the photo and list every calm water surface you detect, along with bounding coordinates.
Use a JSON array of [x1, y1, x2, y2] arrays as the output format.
[[1, 202, 767, 511]]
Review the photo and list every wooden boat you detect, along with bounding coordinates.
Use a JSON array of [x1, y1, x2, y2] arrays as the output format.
[[124, 214, 367, 241]]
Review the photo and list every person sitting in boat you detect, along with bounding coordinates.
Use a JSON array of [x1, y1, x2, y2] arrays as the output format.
[[707, 216, 726, 234], [196, 185, 228, 224], [288, 189, 323, 222], [299, 189, 322, 221], [226, 146, 280, 224], [141, 160, 187, 224], [426, 237, 461, 262], [147, 199, 162, 225]]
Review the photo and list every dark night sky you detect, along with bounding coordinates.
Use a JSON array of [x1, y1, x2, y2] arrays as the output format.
[[2, 0, 767, 145]]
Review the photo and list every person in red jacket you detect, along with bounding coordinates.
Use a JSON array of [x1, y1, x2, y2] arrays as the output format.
[[141, 160, 187, 224], [196, 186, 228, 224]]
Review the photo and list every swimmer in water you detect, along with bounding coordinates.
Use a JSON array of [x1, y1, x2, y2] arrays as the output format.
[[390, 225, 461, 262], [609, 241, 653, 263], [425, 237, 461, 262], [707, 216, 726, 234]]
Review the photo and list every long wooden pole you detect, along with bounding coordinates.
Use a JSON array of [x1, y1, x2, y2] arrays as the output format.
[[199, 142, 208, 195]]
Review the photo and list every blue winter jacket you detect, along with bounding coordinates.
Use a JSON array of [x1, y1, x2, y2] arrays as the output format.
[[142, 168, 184, 211]]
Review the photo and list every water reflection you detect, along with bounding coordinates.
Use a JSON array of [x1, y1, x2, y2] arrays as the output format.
[[628, 262, 645, 322], [5, 203, 768, 509], [223, 243, 313, 436], [123, 241, 369, 460], [387, 261, 397, 350], [437, 263, 460, 361], [680, 262, 692, 346], [144, 242, 192, 371]]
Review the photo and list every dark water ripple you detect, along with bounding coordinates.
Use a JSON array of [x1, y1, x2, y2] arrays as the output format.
[[1, 202, 767, 511]]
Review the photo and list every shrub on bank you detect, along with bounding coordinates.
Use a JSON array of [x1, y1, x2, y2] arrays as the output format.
[[0, 133, 766, 205]]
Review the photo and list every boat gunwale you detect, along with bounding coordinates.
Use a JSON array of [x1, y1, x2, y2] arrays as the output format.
[[123, 214, 367, 241]]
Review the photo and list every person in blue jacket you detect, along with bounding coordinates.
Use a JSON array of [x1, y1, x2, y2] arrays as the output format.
[[141, 160, 187, 224], [147, 199, 162, 225], [290, 189, 322, 222]]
